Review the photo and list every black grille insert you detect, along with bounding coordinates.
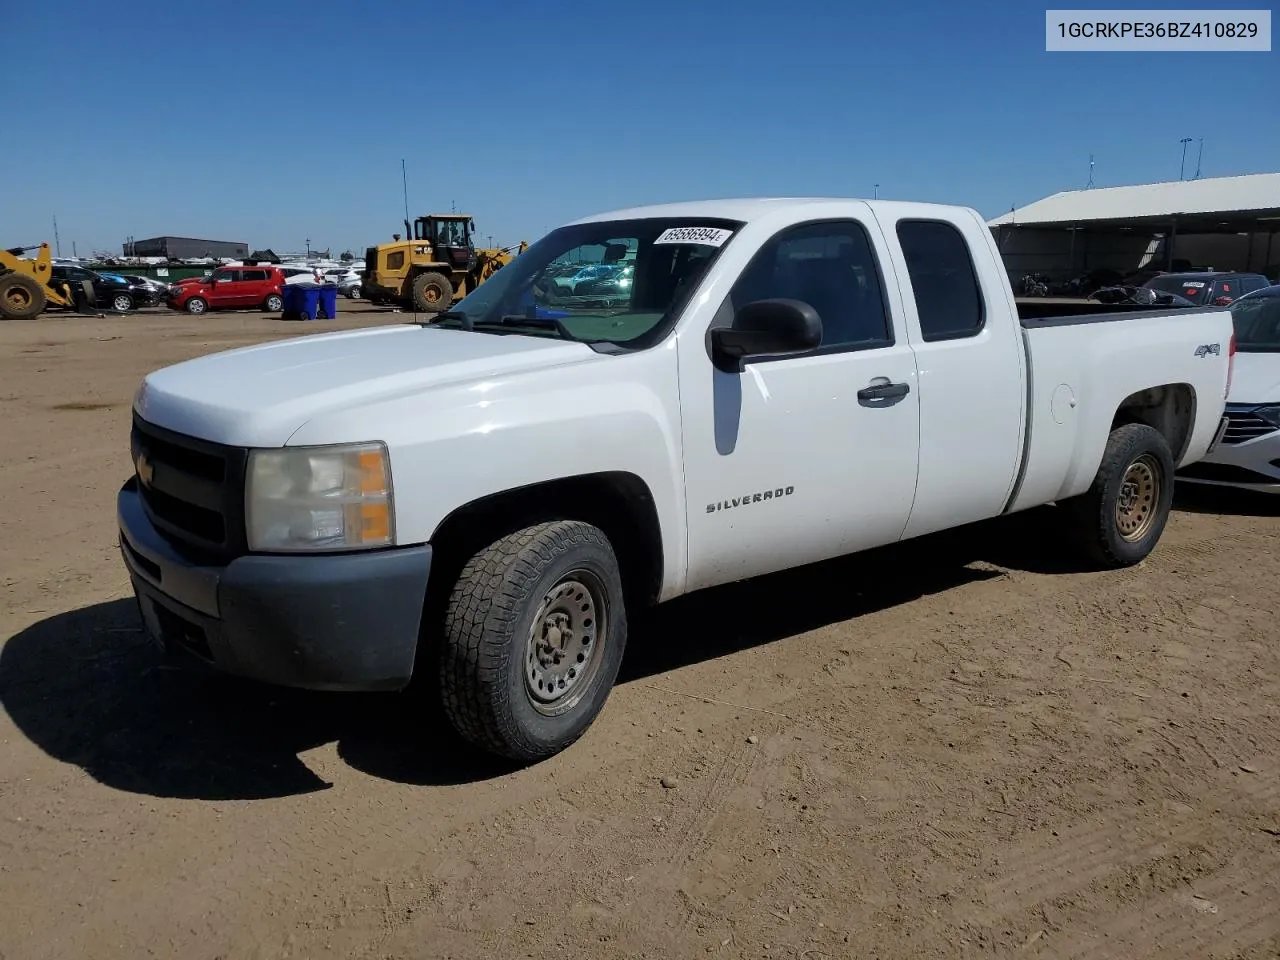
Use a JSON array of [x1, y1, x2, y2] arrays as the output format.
[[1221, 406, 1279, 445], [131, 413, 248, 559]]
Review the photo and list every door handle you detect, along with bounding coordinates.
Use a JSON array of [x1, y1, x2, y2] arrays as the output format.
[[857, 379, 911, 402]]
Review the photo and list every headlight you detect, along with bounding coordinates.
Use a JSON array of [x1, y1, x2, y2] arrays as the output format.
[[246, 442, 394, 552], [1254, 405, 1280, 428]]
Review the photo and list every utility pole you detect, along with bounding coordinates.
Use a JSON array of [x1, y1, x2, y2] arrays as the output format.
[[401, 159, 411, 226], [1179, 138, 1192, 180], [1194, 138, 1204, 179], [53, 216, 61, 257]]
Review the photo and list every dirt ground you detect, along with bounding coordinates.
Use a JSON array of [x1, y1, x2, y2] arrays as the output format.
[[1, 306, 1278, 960]]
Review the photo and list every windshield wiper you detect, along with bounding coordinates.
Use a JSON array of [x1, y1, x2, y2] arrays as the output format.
[[483, 315, 578, 341], [418, 310, 472, 330], [424, 311, 585, 343]]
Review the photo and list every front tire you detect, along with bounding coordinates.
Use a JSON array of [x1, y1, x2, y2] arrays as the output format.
[[184, 296, 208, 315], [111, 293, 134, 312], [439, 521, 628, 762], [1063, 423, 1175, 568], [0, 273, 47, 320], [411, 271, 453, 312]]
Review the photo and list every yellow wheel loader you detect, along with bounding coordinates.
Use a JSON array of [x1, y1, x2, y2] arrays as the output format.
[[0, 243, 76, 320], [362, 214, 527, 312]]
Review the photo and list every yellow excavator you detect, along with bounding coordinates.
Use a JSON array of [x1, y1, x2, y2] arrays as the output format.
[[362, 214, 528, 312], [0, 243, 76, 320]]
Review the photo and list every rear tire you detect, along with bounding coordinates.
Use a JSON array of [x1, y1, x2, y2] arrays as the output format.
[[1062, 423, 1175, 568], [439, 520, 628, 762], [263, 293, 283, 312], [411, 271, 453, 312], [0, 273, 47, 320]]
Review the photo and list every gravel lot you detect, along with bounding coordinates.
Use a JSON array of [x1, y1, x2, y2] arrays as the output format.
[[1, 306, 1278, 960]]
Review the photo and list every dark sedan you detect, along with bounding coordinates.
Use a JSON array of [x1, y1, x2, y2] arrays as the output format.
[[49, 264, 137, 313]]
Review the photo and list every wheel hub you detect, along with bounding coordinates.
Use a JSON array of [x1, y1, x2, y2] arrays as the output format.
[[1115, 454, 1160, 542], [525, 577, 602, 710]]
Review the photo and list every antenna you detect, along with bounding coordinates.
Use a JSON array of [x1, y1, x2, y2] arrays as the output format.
[[1087, 154, 1095, 189], [53, 215, 61, 257], [1194, 138, 1204, 179], [401, 159, 411, 226]]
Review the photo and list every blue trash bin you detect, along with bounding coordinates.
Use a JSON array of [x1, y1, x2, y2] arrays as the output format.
[[281, 283, 329, 321], [316, 285, 338, 320]]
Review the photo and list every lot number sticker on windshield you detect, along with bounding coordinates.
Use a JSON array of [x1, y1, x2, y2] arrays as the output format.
[[1182, 281, 1206, 288], [653, 227, 734, 247]]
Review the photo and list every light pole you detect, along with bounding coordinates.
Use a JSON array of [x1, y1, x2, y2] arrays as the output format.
[[1194, 138, 1204, 179], [1179, 138, 1192, 180], [874, 183, 879, 199]]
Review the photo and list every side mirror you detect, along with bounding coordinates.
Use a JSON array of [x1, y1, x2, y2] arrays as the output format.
[[709, 299, 822, 373]]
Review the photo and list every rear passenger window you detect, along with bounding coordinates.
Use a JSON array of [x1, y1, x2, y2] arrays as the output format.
[[241, 270, 268, 282], [896, 220, 985, 341], [730, 220, 891, 350]]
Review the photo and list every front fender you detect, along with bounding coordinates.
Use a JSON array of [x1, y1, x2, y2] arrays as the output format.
[[283, 346, 689, 598]]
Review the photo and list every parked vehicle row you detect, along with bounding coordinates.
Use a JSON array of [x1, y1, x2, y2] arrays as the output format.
[[119, 196, 1237, 764]]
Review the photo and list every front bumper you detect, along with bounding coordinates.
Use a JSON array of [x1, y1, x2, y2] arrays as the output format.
[[1178, 424, 1280, 493], [117, 481, 432, 691]]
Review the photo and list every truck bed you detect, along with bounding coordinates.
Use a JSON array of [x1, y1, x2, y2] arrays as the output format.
[[1015, 299, 1228, 324]]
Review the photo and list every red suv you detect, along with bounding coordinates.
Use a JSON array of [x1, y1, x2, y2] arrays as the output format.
[[167, 266, 286, 315]]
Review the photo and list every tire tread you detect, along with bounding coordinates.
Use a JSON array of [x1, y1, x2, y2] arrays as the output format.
[[439, 520, 619, 760]]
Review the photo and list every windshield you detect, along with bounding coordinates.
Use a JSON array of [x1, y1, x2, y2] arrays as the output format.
[[440, 217, 742, 348], [1231, 293, 1280, 352], [1144, 275, 1211, 305], [435, 220, 469, 246]]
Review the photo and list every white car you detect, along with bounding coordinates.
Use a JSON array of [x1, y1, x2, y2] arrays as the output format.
[[1178, 283, 1280, 492], [118, 197, 1234, 763]]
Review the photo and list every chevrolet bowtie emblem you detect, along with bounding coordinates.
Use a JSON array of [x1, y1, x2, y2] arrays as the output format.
[[136, 452, 154, 486]]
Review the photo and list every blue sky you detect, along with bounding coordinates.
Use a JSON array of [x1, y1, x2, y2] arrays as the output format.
[[4, 0, 1276, 257]]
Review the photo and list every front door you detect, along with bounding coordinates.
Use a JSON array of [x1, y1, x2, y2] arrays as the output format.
[[677, 214, 922, 593], [207, 269, 247, 307]]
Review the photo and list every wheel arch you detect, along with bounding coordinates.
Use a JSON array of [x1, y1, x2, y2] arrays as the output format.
[[1111, 382, 1196, 465], [426, 471, 665, 615]]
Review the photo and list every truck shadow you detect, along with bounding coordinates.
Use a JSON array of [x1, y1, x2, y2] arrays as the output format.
[[0, 506, 1088, 800]]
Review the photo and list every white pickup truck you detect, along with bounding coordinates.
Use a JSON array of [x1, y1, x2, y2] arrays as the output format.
[[118, 198, 1236, 762]]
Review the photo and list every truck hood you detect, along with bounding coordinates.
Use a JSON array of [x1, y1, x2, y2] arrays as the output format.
[[1227, 352, 1280, 404], [134, 324, 599, 446]]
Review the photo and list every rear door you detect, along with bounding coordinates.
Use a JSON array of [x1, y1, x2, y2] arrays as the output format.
[[239, 268, 271, 306], [873, 208, 1027, 540]]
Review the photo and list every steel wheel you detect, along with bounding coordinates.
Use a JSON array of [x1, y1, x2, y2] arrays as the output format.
[[1115, 453, 1161, 542], [524, 571, 609, 717]]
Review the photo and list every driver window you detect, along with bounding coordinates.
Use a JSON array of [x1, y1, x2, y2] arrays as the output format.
[[729, 220, 892, 350]]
